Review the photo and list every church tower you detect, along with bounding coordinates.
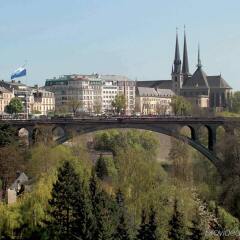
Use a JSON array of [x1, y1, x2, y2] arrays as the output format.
[[171, 30, 182, 95], [182, 27, 190, 83]]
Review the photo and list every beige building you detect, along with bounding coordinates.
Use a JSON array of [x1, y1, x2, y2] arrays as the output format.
[[45, 74, 136, 115], [136, 87, 174, 115], [0, 87, 14, 113], [31, 89, 55, 115]]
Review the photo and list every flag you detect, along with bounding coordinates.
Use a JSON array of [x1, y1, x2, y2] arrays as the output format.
[[11, 67, 27, 80]]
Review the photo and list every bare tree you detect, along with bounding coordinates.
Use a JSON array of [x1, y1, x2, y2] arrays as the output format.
[[67, 98, 83, 116], [93, 100, 102, 114]]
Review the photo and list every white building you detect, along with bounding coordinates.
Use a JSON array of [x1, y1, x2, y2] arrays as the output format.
[[32, 88, 55, 115], [45, 74, 136, 115]]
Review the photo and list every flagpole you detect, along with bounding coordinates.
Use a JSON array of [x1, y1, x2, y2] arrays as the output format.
[[25, 60, 29, 120]]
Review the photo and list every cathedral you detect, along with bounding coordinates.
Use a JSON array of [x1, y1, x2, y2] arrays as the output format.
[[137, 30, 232, 110]]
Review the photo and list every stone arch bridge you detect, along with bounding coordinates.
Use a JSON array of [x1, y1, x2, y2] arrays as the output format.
[[3, 117, 240, 171]]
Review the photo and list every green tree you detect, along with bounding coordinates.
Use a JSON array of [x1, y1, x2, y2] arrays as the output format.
[[168, 199, 187, 240], [170, 96, 192, 116], [0, 124, 17, 146], [148, 207, 157, 240], [136, 210, 149, 240], [188, 211, 205, 240], [5, 97, 24, 115], [114, 189, 130, 240], [89, 171, 115, 240], [114, 213, 131, 240], [95, 154, 108, 180], [112, 94, 126, 115], [48, 161, 92, 240], [230, 91, 240, 113]]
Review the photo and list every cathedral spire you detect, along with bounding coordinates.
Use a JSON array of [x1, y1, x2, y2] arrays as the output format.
[[182, 26, 189, 75], [173, 28, 181, 74], [197, 43, 202, 68]]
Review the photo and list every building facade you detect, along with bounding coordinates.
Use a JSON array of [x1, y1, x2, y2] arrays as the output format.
[[0, 80, 55, 116], [45, 74, 136, 115], [0, 80, 34, 115], [0, 87, 14, 113], [31, 88, 55, 115], [136, 87, 174, 115]]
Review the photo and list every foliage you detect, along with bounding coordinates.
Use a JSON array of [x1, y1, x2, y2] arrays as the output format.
[[230, 91, 240, 113], [93, 129, 159, 157], [93, 100, 102, 114], [114, 189, 130, 240], [5, 97, 24, 114], [89, 171, 116, 240], [168, 138, 192, 183], [95, 154, 108, 180], [0, 145, 25, 195], [136, 210, 149, 240], [112, 94, 126, 114], [168, 199, 187, 240], [48, 161, 93, 240], [170, 96, 192, 116], [188, 210, 205, 240], [0, 124, 17, 147], [67, 98, 83, 116]]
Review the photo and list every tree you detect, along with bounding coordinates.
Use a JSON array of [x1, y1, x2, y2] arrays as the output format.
[[114, 189, 130, 240], [0, 124, 17, 147], [188, 211, 205, 240], [170, 96, 192, 116], [89, 171, 115, 240], [5, 97, 24, 115], [136, 209, 149, 240], [67, 98, 83, 116], [114, 213, 131, 240], [0, 145, 24, 198], [112, 94, 126, 115], [156, 103, 168, 115], [95, 154, 108, 180], [168, 199, 187, 240], [148, 207, 157, 240], [48, 161, 92, 240], [230, 91, 240, 113], [93, 100, 102, 114]]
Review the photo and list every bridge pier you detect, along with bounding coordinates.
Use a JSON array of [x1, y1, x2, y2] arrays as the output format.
[[208, 126, 217, 153]]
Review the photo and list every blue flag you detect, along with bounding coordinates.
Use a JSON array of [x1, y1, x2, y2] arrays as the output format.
[[11, 67, 27, 80]]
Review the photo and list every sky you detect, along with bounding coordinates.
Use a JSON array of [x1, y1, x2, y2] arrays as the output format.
[[0, 0, 240, 89]]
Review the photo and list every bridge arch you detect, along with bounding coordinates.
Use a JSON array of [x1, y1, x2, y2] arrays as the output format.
[[55, 124, 220, 169]]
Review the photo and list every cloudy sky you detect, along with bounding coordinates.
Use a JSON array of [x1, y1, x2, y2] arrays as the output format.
[[0, 0, 239, 89]]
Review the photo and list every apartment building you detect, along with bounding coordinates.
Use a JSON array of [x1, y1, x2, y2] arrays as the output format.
[[45, 74, 136, 115], [0, 87, 14, 113], [0, 80, 55, 116], [31, 89, 55, 115], [0, 80, 34, 115], [101, 75, 136, 115]]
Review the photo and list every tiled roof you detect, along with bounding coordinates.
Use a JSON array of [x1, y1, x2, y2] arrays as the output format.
[[137, 87, 175, 97], [156, 88, 175, 97], [137, 87, 158, 96], [136, 80, 172, 89], [0, 86, 11, 93]]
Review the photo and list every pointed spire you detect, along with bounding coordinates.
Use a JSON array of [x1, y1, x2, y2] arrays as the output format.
[[197, 43, 202, 68], [182, 25, 189, 75], [173, 28, 181, 74]]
